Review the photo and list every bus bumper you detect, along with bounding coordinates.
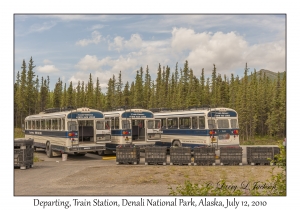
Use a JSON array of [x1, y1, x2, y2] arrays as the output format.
[[66, 145, 106, 152]]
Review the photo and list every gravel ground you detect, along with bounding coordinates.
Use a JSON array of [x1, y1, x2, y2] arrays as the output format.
[[14, 148, 282, 196]]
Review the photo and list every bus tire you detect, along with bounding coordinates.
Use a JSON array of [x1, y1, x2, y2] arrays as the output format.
[[97, 150, 105, 156], [46, 142, 53, 158], [172, 140, 182, 147]]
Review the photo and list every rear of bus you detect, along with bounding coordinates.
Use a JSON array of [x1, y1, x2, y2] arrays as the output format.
[[207, 108, 239, 147], [122, 109, 162, 148], [66, 108, 111, 154], [106, 109, 162, 151]]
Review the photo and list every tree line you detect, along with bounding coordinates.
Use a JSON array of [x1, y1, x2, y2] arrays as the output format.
[[14, 57, 286, 141]]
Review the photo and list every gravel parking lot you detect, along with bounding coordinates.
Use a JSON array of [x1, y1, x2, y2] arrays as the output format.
[[14, 148, 282, 196]]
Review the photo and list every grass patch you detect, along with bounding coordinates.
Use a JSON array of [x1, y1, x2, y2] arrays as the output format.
[[241, 135, 282, 145], [14, 128, 25, 138], [33, 155, 43, 162]]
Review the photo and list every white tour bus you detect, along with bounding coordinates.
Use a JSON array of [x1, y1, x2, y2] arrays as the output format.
[[24, 107, 111, 157], [153, 107, 239, 148], [101, 108, 162, 154]]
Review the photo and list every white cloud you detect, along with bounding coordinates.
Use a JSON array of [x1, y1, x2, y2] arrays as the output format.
[[73, 54, 140, 90], [29, 21, 56, 33], [75, 55, 112, 71], [125, 34, 143, 49], [72, 26, 285, 91], [109, 36, 124, 52], [76, 31, 102, 47], [37, 65, 59, 73], [109, 34, 143, 52], [68, 71, 114, 90], [170, 27, 285, 75], [90, 24, 105, 30], [43, 59, 52, 64], [245, 40, 285, 72]]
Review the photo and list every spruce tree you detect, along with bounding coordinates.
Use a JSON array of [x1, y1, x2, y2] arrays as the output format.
[[116, 71, 123, 107], [87, 73, 94, 108], [123, 81, 130, 108], [67, 81, 74, 108], [143, 66, 152, 109], [26, 57, 36, 115], [94, 77, 102, 110], [53, 78, 63, 108]]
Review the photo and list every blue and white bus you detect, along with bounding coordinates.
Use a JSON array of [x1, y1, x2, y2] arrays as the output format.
[[102, 108, 162, 154], [153, 107, 239, 149], [24, 107, 111, 157]]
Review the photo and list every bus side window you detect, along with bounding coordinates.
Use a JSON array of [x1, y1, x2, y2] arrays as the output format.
[[199, 116, 205, 129], [115, 117, 119, 129], [46, 119, 50, 130], [41, 120, 45, 130], [168, 118, 178, 129], [52, 119, 58, 130], [111, 118, 115, 130], [161, 118, 167, 129], [192, 117, 198, 129], [36, 120, 40, 130], [61, 119, 65, 131], [179, 117, 190, 129], [105, 118, 110, 129], [57, 119, 60, 131]]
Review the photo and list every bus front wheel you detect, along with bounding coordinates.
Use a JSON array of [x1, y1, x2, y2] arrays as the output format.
[[172, 140, 182, 147], [46, 142, 53, 158], [97, 150, 105, 156]]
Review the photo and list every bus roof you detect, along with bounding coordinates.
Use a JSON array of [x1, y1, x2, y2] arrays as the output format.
[[154, 107, 237, 118], [25, 107, 104, 120]]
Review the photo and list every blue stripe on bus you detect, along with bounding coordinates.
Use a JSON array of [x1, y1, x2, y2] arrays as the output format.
[[161, 129, 238, 136], [25, 130, 78, 138], [161, 129, 210, 136], [111, 129, 131, 136]]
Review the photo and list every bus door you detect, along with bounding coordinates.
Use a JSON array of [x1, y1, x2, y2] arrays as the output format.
[[77, 119, 94, 143], [131, 119, 145, 141], [95, 119, 111, 143], [146, 119, 162, 141]]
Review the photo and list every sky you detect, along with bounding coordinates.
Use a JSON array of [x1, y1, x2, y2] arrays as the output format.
[[14, 14, 286, 91]]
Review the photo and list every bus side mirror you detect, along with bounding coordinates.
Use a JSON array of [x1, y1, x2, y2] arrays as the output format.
[[22, 124, 25, 133]]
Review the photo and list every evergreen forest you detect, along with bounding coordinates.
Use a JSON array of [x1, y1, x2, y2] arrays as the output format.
[[14, 57, 286, 143]]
